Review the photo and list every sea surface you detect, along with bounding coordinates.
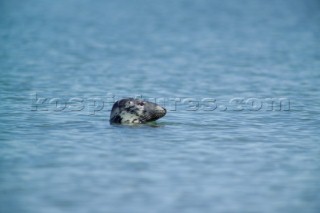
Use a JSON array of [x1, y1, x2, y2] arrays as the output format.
[[1, 0, 320, 212]]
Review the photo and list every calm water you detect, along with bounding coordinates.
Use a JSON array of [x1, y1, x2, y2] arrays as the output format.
[[1, 0, 320, 212]]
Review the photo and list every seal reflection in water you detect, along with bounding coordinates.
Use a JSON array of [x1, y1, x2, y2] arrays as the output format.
[[110, 98, 166, 124]]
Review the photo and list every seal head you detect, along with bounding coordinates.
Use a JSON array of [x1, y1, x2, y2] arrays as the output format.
[[110, 98, 166, 124]]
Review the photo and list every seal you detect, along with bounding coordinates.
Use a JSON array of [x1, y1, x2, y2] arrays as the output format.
[[110, 98, 166, 124]]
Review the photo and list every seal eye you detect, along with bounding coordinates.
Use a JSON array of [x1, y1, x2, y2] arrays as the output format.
[[138, 102, 145, 106]]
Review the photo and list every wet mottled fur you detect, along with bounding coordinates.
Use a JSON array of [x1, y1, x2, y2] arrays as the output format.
[[110, 98, 166, 124]]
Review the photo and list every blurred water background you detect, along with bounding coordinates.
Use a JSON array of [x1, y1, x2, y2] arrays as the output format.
[[1, 0, 320, 212]]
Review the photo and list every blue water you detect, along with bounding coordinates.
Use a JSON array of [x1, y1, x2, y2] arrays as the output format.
[[1, 0, 320, 212]]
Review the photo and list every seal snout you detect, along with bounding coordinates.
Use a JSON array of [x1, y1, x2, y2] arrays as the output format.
[[156, 105, 166, 117], [143, 101, 166, 122]]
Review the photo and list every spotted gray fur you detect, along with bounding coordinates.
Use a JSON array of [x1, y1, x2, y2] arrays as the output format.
[[110, 98, 166, 124]]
